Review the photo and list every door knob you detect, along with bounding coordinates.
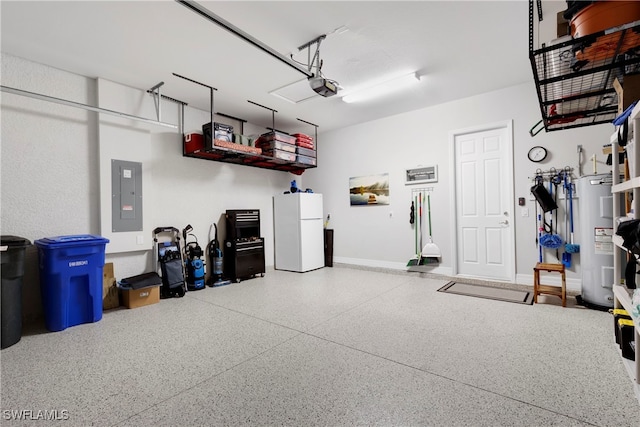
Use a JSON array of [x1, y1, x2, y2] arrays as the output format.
[[499, 220, 509, 225]]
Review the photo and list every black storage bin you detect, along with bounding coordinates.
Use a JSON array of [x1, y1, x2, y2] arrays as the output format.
[[324, 229, 334, 267], [1, 236, 31, 349], [613, 308, 632, 345], [618, 318, 636, 360]]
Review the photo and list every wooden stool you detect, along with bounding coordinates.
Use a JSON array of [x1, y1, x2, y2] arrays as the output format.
[[533, 262, 567, 307]]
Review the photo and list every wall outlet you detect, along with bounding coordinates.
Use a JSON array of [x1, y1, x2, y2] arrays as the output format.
[[136, 235, 144, 245]]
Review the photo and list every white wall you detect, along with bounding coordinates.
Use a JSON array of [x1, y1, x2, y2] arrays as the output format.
[[304, 81, 615, 289], [1, 53, 292, 324], [1, 50, 619, 325]]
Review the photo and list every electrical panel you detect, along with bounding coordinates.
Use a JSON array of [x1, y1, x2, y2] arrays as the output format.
[[111, 159, 142, 232]]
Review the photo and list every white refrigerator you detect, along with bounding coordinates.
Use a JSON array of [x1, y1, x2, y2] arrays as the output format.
[[273, 192, 324, 272]]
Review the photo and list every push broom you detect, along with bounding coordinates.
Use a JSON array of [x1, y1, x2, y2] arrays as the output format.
[[420, 192, 441, 263]]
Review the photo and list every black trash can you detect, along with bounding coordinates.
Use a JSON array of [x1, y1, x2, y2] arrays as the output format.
[[1, 235, 31, 349], [324, 229, 334, 267]]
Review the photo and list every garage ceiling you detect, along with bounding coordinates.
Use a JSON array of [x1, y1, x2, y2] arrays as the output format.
[[1, 1, 539, 134]]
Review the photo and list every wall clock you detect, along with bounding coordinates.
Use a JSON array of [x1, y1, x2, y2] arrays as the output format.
[[528, 146, 548, 163]]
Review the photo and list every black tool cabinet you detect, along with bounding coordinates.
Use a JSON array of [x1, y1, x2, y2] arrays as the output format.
[[224, 210, 265, 282]]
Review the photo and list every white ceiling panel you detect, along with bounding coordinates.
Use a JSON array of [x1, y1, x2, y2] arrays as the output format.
[[1, 0, 536, 133]]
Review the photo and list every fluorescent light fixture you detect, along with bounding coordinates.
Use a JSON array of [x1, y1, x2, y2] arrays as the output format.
[[342, 72, 422, 103]]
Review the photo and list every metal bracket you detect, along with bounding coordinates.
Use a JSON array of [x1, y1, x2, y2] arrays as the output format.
[[1, 85, 177, 129], [248, 100, 278, 132], [296, 118, 319, 146], [148, 82, 164, 123], [173, 73, 217, 126], [297, 35, 326, 77], [411, 187, 434, 194]]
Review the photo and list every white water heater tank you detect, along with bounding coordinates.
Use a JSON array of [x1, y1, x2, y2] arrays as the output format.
[[578, 174, 614, 309]]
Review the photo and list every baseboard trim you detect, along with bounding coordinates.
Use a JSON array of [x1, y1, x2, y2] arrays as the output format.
[[331, 258, 581, 291], [334, 257, 453, 276]]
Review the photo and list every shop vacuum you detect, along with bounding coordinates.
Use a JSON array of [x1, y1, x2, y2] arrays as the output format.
[[207, 223, 231, 287]]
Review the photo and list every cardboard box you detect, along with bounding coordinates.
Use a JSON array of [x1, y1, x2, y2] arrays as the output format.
[[557, 11, 569, 38], [614, 74, 640, 115], [102, 262, 120, 310], [121, 285, 160, 309]]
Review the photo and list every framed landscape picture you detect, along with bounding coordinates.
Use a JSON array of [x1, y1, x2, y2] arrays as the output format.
[[349, 173, 389, 206]]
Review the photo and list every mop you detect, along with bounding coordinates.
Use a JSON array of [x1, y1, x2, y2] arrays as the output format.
[[561, 171, 572, 267], [565, 176, 580, 254], [420, 192, 441, 263]]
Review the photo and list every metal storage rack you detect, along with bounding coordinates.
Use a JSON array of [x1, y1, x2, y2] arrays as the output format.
[[183, 140, 316, 174], [177, 73, 318, 174], [528, 0, 640, 132], [611, 102, 640, 404]]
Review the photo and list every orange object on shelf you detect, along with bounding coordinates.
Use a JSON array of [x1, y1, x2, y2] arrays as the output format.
[[571, 1, 640, 63], [570, 1, 640, 38], [214, 139, 262, 155]]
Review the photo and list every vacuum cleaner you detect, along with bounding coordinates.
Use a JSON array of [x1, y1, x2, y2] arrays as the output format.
[[207, 222, 231, 287]]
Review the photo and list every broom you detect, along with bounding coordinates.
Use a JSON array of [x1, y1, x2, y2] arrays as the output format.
[[565, 178, 580, 254], [420, 192, 441, 263]]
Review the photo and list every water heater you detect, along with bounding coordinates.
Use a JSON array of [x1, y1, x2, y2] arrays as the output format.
[[578, 174, 615, 309]]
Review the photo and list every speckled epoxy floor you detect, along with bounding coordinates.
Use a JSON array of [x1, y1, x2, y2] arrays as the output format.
[[1, 266, 639, 426]]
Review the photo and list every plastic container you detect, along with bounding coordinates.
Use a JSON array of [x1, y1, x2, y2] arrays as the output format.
[[34, 235, 109, 332], [1, 236, 31, 349], [296, 154, 317, 166], [184, 133, 204, 154], [296, 146, 317, 158], [618, 318, 636, 360], [255, 139, 296, 153], [260, 131, 296, 145], [263, 149, 296, 162], [613, 308, 632, 346]]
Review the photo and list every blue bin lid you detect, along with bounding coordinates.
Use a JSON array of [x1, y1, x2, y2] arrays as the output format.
[[35, 234, 109, 249]]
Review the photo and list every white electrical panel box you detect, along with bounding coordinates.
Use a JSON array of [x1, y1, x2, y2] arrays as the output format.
[[111, 159, 142, 232]]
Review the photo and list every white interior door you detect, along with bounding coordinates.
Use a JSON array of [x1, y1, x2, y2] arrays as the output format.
[[452, 123, 515, 281]]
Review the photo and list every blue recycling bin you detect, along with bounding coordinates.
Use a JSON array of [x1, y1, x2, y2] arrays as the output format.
[[34, 235, 109, 332]]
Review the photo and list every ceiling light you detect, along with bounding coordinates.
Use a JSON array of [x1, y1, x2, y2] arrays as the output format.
[[342, 72, 422, 104]]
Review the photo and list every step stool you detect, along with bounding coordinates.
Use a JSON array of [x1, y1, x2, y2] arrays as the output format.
[[533, 262, 566, 307]]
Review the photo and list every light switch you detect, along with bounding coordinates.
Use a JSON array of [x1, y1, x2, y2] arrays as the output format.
[[521, 208, 529, 217]]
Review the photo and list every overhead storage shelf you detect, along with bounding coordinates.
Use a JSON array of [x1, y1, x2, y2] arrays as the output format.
[[183, 138, 316, 175], [529, 17, 640, 132]]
